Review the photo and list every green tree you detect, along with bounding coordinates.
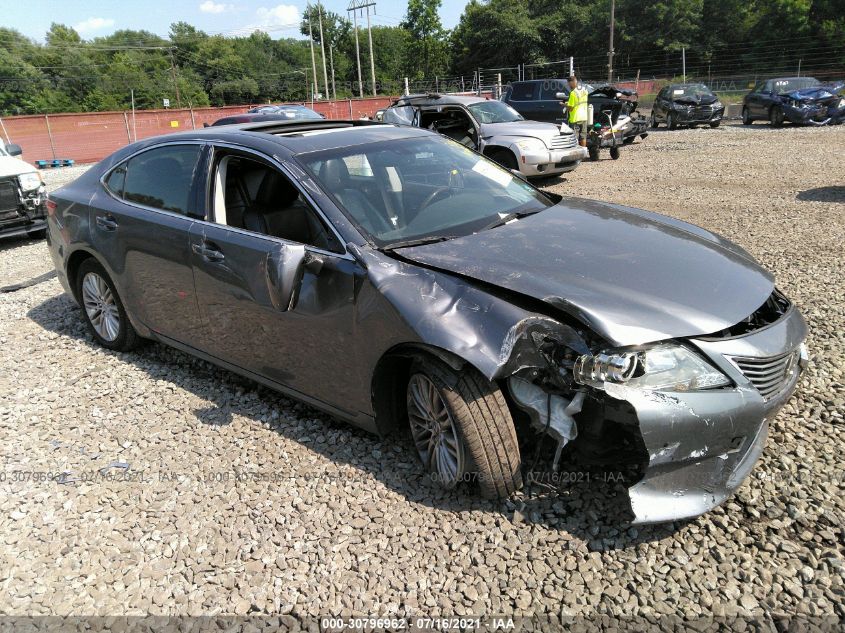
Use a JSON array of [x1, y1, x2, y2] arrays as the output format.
[[402, 0, 449, 79]]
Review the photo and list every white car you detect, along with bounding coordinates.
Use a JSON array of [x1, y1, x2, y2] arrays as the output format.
[[0, 142, 47, 239]]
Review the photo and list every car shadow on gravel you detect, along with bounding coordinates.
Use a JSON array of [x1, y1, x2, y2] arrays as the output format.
[[27, 293, 685, 550], [0, 235, 44, 253], [797, 186, 845, 204]]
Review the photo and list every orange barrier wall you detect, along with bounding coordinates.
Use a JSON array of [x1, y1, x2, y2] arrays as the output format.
[[0, 97, 396, 165]]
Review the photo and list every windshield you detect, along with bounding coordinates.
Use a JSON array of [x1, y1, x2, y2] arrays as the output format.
[[772, 77, 820, 93], [672, 84, 715, 98], [298, 135, 554, 247], [467, 101, 524, 123], [282, 106, 323, 119]]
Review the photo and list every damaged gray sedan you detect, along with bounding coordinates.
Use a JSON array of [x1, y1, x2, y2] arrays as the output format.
[[47, 120, 807, 524]]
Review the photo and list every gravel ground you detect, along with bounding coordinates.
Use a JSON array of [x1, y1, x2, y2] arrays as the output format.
[[0, 123, 843, 622]]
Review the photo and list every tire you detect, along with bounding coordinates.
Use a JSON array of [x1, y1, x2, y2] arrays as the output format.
[[75, 258, 140, 352], [610, 146, 621, 160], [588, 145, 600, 161], [666, 113, 677, 130], [742, 107, 752, 125], [27, 227, 47, 239], [488, 149, 518, 172], [770, 106, 784, 128], [649, 111, 659, 128], [709, 120, 721, 129], [406, 358, 522, 499]]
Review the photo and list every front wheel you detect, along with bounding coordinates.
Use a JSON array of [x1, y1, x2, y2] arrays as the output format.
[[770, 106, 784, 128], [588, 144, 600, 161], [76, 258, 140, 352], [649, 111, 659, 128], [488, 149, 518, 172], [27, 227, 47, 239], [742, 107, 752, 125], [709, 120, 721, 128], [666, 113, 677, 130], [406, 359, 522, 499]]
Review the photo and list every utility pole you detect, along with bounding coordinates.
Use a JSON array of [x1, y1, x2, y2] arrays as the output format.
[[348, 0, 376, 97], [169, 48, 182, 108], [682, 47, 686, 83], [350, 6, 364, 98], [316, 2, 330, 102], [329, 44, 336, 101], [307, 5, 319, 100], [607, 0, 615, 83]]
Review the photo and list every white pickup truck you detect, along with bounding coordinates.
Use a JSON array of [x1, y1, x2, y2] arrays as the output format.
[[0, 142, 47, 240]]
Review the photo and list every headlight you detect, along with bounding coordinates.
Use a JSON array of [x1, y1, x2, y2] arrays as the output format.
[[713, 101, 723, 109], [838, 98, 845, 108], [515, 138, 547, 152], [18, 172, 42, 191], [574, 343, 730, 392]]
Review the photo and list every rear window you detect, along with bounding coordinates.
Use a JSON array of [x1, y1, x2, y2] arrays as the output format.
[[508, 82, 537, 101]]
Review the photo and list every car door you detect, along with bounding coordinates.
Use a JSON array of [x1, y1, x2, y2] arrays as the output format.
[[188, 146, 361, 411], [93, 142, 207, 346], [750, 81, 772, 117], [654, 88, 669, 120], [537, 80, 568, 124]]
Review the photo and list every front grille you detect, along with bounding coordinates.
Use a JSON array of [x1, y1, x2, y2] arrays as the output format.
[[731, 349, 800, 400], [692, 106, 713, 118], [550, 134, 577, 150], [0, 179, 19, 213]]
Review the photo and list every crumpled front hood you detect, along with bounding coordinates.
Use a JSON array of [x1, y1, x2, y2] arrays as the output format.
[[480, 120, 566, 143], [673, 93, 718, 106], [398, 199, 774, 346], [782, 87, 835, 102], [0, 156, 37, 178]]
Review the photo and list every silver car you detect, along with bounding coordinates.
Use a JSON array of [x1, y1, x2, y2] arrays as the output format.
[[383, 94, 588, 178]]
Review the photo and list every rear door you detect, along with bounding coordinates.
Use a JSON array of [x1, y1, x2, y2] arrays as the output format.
[[92, 142, 207, 345], [188, 146, 361, 409]]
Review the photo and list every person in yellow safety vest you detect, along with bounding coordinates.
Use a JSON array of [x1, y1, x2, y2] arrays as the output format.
[[564, 75, 589, 148]]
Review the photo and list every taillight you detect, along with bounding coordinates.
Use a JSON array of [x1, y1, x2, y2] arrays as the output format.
[[46, 197, 57, 216]]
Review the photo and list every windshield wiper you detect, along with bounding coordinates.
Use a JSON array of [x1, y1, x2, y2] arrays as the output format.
[[480, 209, 543, 232], [380, 234, 459, 252]]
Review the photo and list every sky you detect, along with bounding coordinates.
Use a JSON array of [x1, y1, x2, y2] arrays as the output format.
[[4, 0, 469, 42]]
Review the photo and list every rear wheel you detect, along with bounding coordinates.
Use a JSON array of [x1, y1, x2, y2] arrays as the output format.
[[770, 106, 784, 128], [76, 259, 140, 352], [709, 120, 721, 128], [666, 113, 677, 130], [610, 146, 621, 160], [742, 107, 752, 125], [406, 358, 522, 499]]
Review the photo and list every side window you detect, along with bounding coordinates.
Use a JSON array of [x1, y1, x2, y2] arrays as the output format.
[[212, 154, 342, 253], [122, 145, 202, 215], [383, 105, 417, 126], [104, 164, 126, 197], [509, 82, 537, 101], [540, 80, 567, 100]]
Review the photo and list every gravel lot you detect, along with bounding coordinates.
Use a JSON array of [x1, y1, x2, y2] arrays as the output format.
[[0, 123, 843, 622]]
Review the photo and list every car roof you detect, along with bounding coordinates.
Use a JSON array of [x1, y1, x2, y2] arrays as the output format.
[[132, 119, 433, 155], [391, 93, 486, 107]]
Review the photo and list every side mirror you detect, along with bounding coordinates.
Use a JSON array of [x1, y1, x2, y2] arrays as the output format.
[[266, 244, 323, 311], [555, 92, 567, 100], [5, 143, 22, 156]]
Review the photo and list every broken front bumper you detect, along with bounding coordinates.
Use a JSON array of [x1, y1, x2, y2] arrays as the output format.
[[595, 306, 807, 524]]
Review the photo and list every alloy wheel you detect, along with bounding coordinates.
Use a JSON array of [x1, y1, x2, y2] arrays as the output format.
[[407, 373, 465, 487], [82, 271, 120, 342]]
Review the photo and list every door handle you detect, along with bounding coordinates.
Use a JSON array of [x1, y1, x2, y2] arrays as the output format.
[[95, 215, 118, 231], [192, 241, 225, 262]]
